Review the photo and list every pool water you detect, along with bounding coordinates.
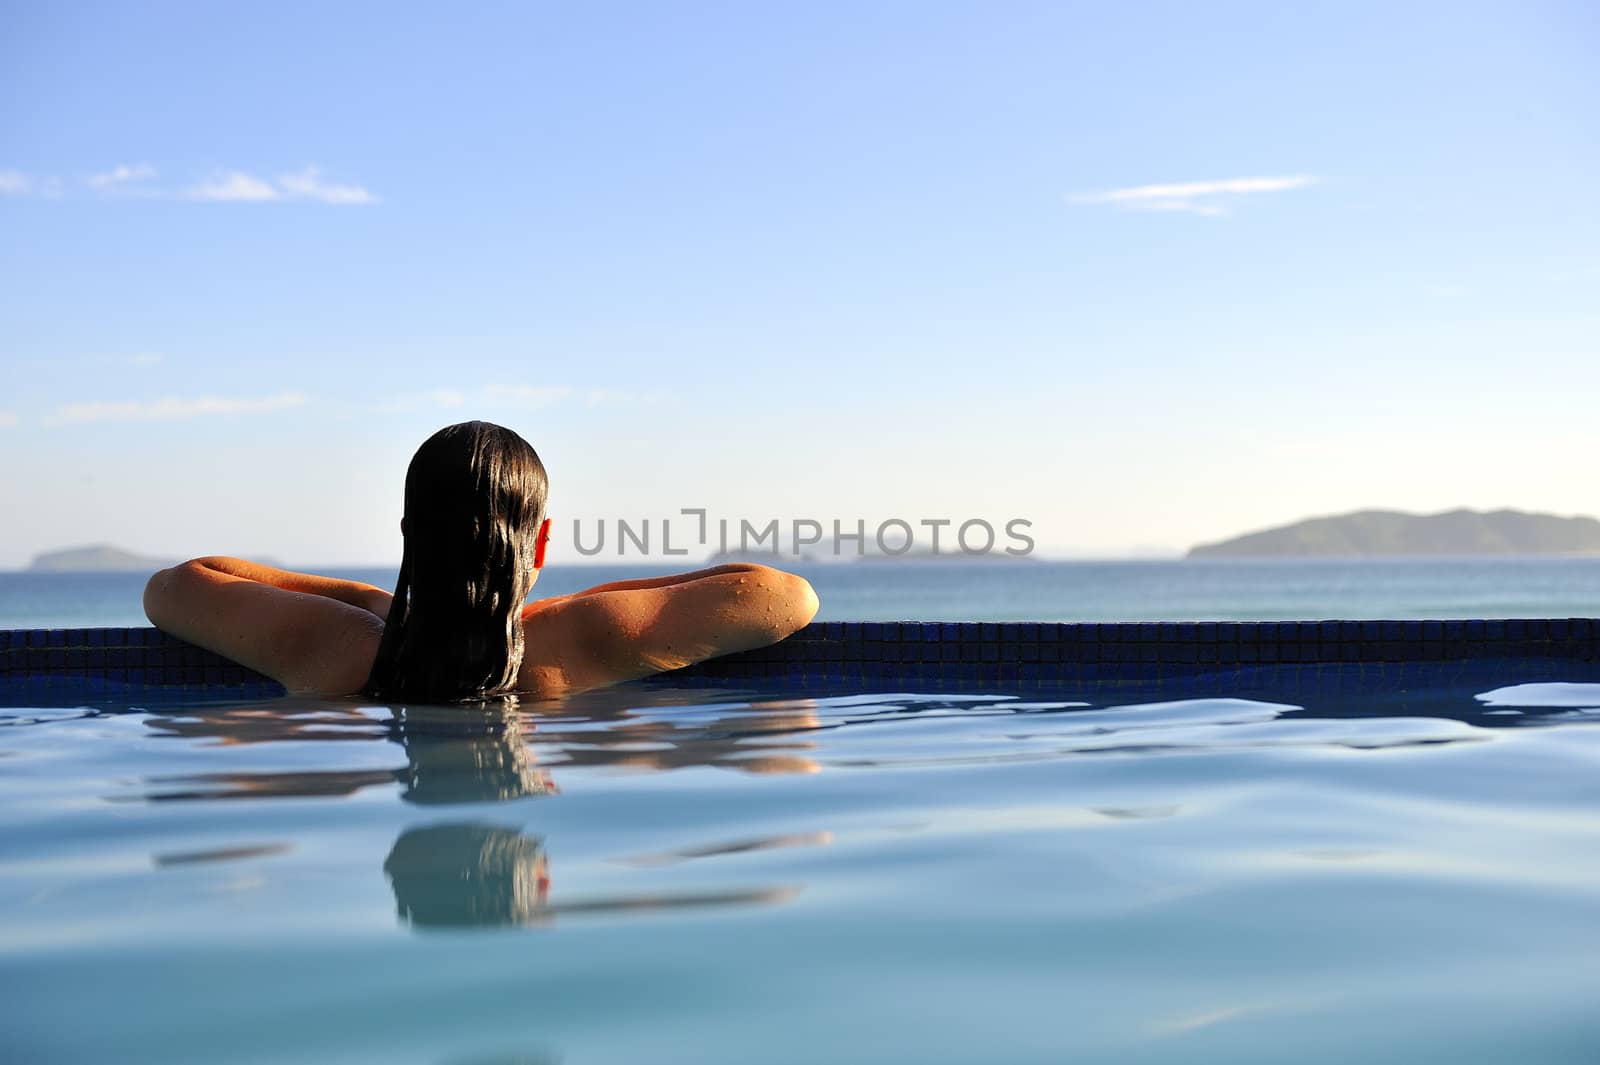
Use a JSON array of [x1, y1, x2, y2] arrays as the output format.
[[4, 675, 1600, 1064]]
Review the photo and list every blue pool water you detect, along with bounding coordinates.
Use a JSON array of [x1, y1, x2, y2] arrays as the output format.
[[4, 671, 1600, 1063]]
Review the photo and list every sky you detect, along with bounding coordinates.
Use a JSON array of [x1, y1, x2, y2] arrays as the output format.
[[1, 1, 1596, 568]]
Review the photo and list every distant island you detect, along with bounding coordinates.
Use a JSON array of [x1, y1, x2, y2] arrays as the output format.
[[1189, 508, 1600, 558], [25, 545, 285, 572], [27, 544, 177, 572]]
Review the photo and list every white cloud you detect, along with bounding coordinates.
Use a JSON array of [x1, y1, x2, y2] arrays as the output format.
[[1073, 174, 1317, 216], [277, 166, 377, 205], [88, 163, 157, 190], [10, 164, 375, 204], [1084, 175, 1318, 202], [185, 171, 281, 202], [184, 166, 376, 205], [0, 411, 18, 427], [127, 352, 165, 366], [49, 392, 309, 424]]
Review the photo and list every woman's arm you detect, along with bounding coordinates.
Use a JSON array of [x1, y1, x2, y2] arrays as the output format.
[[523, 564, 819, 694], [522, 563, 778, 617], [171, 557, 394, 619], [143, 557, 387, 695]]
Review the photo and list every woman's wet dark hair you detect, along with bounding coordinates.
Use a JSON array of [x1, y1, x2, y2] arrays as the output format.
[[365, 421, 548, 701]]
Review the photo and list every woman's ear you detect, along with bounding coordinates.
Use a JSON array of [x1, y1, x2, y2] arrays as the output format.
[[534, 518, 552, 569]]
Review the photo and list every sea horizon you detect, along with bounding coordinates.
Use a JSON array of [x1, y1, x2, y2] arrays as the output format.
[[6, 556, 1599, 631], [17, 551, 1600, 575]]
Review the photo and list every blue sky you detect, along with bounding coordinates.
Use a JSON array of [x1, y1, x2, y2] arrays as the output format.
[[1, 1, 1596, 567]]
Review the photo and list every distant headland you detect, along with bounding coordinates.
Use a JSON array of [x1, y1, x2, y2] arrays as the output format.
[[27, 545, 178, 572], [1189, 508, 1600, 558], [24, 545, 285, 572]]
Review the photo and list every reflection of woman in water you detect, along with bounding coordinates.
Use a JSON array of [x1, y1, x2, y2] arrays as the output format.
[[143, 421, 818, 699], [385, 824, 551, 928], [139, 699, 817, 927]]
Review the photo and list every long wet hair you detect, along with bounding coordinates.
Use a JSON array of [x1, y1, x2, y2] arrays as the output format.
[[365, 422, 548, 701]]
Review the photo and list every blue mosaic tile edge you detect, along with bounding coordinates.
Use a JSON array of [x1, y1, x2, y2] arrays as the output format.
[[0, 620, 1597, 696]]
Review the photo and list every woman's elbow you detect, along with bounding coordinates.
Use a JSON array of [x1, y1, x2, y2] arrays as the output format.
[[766, 570, 819, 639], [143, 566, 175, 624], [142, 560, 202, 627], [795, 575, 820, 628]]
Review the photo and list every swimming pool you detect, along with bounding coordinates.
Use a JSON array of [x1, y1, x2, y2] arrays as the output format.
[[4, 621, 1600, 1063]]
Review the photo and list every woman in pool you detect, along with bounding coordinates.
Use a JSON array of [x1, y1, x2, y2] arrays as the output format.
[[143, 421, 819, 699]]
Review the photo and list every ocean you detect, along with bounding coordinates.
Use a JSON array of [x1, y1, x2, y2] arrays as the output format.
[[3, 557, 1599, 630]]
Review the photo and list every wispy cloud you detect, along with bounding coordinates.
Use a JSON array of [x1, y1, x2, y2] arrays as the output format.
[[8, 164, 376, 204], [184, 171, 282, 202], [277, 166, 376, 204], [184, 166, 376, 204], [48, 392, 309, 424], [88, 163, 157, 190], [1072, 174, 1318, 216], [0, 411, 18, 427], [127, 352, 165, 366]]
